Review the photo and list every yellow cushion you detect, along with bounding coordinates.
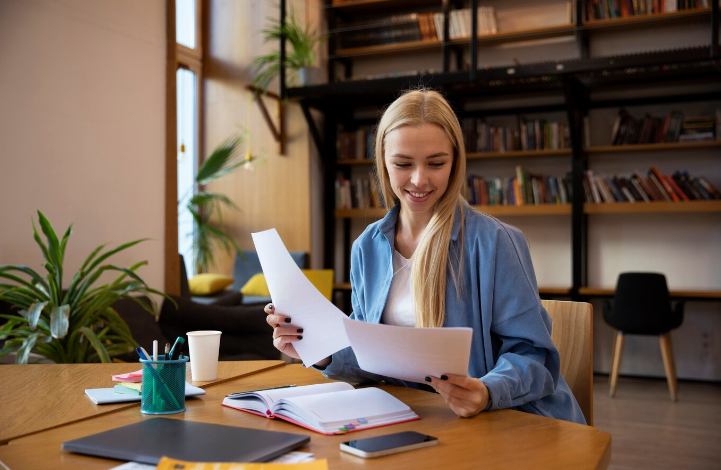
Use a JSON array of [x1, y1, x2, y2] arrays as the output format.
[[188, 273, 234, 296], [241, 270, 334, 301]]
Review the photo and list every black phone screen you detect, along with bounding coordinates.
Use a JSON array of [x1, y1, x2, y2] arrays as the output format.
[[342, 431, 437, 453]]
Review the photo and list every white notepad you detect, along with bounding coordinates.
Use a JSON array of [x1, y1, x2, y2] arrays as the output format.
[[85, 382, 205, 404]]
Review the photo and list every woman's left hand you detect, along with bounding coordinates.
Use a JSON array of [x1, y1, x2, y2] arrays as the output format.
[[425, 374, 490, 418]]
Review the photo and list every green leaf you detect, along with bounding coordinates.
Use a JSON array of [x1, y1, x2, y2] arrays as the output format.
[[37, 211, 63, 291], [17, 332, 39, 364], [77, 327, 111, 363], [27, 301, 48, 330], [50, 304, 70, 339], [195, 137, 243, 185]]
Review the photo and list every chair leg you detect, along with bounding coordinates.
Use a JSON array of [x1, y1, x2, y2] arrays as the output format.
[[609, 331, 624, 397], [659, 333, 678, 402]]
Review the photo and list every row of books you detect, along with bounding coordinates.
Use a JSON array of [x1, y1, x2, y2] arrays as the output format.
[[338, 129, 374, 160], [336, 13, 423, 50], [467, 167, 573, 206], [335, 175, 383, 209], [584, 0, 709, 21], [446, 7, 498, 40], [608, 109, 719, 145], [334, 8, 497, 50], [583, 167, 720, 203], [476, 119, 572, 153]]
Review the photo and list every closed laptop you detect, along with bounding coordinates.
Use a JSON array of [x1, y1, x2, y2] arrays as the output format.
[[62, 417, 310, 464]]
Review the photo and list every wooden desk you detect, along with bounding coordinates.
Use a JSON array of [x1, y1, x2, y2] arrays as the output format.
[[0, 364, 611, 469], [0, 360, 284, 445]]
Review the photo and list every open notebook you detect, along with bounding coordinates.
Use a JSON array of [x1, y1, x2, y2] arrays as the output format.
[[222, 382, 419, 435]]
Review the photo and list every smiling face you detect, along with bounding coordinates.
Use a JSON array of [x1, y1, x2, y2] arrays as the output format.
[[383, 123, 454, 219]]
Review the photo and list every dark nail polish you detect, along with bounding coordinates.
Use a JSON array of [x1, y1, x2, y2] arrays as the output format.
[[297, 328, 304, 333], [268, 304, 274, 310], [284, 318, 291, 323], [441, 375, 448, 380], [424, 376, 431, 382], [297, 335, 303, 340]]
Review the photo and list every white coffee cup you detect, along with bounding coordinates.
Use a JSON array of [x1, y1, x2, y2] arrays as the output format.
[[186, 330, 222, 381]]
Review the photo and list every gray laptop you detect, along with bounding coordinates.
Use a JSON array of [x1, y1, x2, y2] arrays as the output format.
[[62, 417, 310, 464]]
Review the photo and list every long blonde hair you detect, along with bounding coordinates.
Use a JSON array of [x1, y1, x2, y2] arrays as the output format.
[[375, 89, 466, 328]]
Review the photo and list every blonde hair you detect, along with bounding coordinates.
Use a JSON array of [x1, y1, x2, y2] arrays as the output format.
[[374, 89, 466, 328]]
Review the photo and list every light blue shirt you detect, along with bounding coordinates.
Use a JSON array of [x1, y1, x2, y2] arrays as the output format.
[[319, 202, 586, 424]]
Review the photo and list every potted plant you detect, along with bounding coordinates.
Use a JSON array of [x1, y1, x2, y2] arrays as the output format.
[[0, 211, 169, 363], [181, 134, 262, 273], [250, 6, 323, 92]]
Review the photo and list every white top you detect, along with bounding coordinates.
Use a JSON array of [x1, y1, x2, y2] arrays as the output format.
[[381, 249, 416, 327]]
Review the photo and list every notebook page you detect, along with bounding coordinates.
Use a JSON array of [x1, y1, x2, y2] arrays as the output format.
[[262, 382, 353, 409], [278, 387, 412, 425]]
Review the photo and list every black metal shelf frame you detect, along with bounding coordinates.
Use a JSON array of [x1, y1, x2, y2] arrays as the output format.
[[274, 0, 721, 303]]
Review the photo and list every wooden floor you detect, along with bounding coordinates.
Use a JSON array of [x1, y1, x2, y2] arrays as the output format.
[[593, 375, 721, 470]]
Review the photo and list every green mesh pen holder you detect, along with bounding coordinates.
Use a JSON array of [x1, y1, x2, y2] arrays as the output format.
[[139, 356, 188, 415]]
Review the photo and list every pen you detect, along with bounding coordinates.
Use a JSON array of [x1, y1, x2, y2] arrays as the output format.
[[167, 336, 185, 361], [136, 347, 149, 360], [164, 343, 170, 358], [228, 384, 297, 396], [152, 340, 158, 361]]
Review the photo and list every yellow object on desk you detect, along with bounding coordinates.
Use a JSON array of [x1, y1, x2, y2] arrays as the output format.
[[157, 457, 327, 470]]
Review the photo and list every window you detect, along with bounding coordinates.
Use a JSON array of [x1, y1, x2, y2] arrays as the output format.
[[175, 0, 203, 277]]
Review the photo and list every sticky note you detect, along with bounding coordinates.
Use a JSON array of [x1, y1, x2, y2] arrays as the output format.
[[357, 418, 368, 424]]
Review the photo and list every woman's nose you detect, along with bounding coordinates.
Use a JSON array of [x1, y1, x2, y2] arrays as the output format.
[[411, 168, 428, 186]]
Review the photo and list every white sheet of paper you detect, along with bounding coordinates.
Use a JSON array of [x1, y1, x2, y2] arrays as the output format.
[[342, 317, 473, 383], [252, 229, 350, 366]]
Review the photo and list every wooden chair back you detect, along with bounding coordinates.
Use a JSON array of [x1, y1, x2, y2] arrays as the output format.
[[541, 300, 594, 426]]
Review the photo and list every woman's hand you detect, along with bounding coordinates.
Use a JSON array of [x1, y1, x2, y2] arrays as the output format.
[[264, 303, 302, 360], [425, 374, 490, 418]]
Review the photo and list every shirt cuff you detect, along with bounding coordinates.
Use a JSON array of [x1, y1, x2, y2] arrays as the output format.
[[480, 374, 510, 411]]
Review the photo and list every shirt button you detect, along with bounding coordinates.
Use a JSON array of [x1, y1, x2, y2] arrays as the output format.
[[498, 400, 504, 407]]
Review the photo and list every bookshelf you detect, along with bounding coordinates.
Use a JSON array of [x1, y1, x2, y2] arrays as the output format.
[[285, 0, 721, 309]]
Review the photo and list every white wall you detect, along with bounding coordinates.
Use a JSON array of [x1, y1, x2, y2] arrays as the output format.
[[0, 0, 166, 291]]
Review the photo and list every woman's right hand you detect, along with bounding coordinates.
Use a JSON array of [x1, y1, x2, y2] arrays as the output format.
[[264, 303, 302, 360]]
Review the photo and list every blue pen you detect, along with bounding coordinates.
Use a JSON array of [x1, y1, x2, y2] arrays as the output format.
[[167, 337, 185, 361], [136, 347, 150, 360]]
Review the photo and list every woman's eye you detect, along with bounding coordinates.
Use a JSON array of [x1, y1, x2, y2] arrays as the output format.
[[430, 162, 446, 168], [393, 163, 411, 168]]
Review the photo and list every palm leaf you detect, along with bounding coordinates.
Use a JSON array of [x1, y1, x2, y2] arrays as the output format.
[[195, 137, 243, 185]]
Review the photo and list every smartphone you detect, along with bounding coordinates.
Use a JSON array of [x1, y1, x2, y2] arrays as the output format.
[[339, 431, 438, 458]]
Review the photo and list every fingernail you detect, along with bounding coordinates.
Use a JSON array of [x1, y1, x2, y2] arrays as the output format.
[[284, 318, 291, 323], [424, 376, 431, 382], [297, 335, 303, 340], [268, 304, 274, 310], [441, 375, 448, 380], [297, 328, 304, 333]]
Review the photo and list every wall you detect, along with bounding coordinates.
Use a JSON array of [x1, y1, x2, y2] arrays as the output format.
[[0, 0, 166, 292], [203, 0, 313, 274]]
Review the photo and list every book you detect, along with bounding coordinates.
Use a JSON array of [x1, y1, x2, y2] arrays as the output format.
[[222, 382, 420, 435]]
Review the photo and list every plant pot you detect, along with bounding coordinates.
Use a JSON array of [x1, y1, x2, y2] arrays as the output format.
[[298, 67, 318, 87]]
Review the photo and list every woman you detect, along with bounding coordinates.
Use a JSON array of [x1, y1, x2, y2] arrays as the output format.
[[265, 89, 585, 424]]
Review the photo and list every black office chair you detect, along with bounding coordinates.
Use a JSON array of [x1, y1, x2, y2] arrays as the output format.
[[603, 272, 684, 401]]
